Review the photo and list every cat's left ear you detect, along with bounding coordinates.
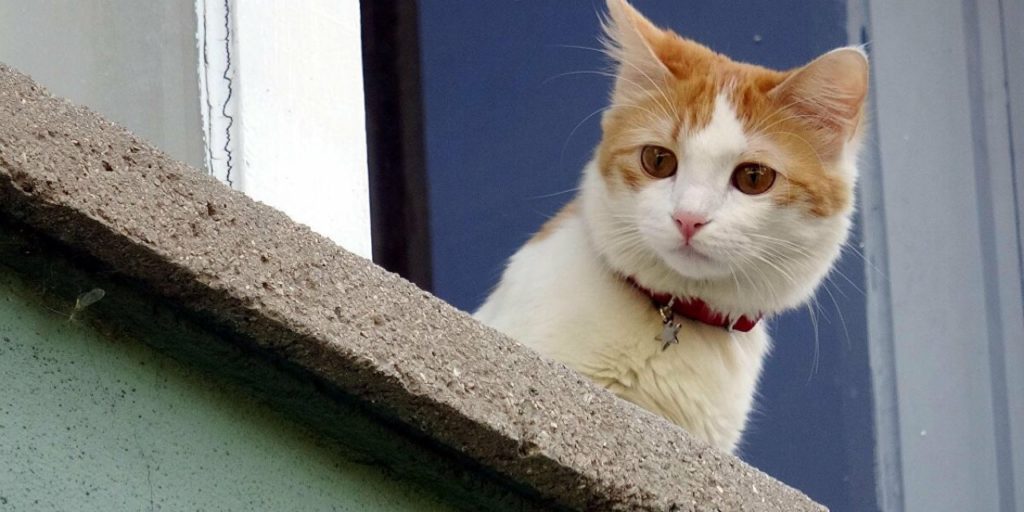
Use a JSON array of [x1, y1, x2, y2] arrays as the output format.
[[769, 47, 869, 158], [603, 0, 674, 100]]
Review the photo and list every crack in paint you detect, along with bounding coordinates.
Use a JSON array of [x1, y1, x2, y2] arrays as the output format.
[[219, 0, 236, 187], [198, 0, 236, 188]]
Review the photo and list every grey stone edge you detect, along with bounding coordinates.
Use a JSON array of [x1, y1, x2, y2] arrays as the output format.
[[0, 63, 825, 512]]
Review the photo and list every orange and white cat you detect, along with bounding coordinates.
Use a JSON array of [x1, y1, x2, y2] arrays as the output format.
[[475, 0, 868, 453]]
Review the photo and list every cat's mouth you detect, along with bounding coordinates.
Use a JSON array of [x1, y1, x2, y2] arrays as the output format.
[[673, 244, 712, 262], [660, 243, 734, 279]]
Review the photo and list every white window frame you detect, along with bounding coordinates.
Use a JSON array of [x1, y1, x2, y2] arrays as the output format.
[[196, 0, 372, 259]]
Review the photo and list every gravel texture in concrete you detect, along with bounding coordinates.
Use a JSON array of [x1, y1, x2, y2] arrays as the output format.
[[0, 63, 825, 511]]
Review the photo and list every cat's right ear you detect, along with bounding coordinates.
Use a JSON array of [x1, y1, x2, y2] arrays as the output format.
[[769, 47, 869, 159], [602, 0, 673, 101]]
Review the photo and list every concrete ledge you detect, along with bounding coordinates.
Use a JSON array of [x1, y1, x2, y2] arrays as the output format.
[[0, 63, 824, 511]]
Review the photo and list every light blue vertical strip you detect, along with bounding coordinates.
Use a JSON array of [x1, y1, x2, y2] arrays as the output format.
[[977, 0, 1024, 508], [963, 0, 1019, 506], [851, 0, 909, 507], [963, 0, 1023, 510], [997, 0, 1024, 503], [849, 0, 904, 508], [864, 0, 1024, 510], [1003, 0, 1024, 254]]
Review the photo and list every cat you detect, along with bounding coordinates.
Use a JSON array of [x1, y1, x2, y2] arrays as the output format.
[[475, 0, 868, 453]]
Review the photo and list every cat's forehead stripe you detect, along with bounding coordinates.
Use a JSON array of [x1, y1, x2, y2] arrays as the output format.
[[684, 93, 747, 161]]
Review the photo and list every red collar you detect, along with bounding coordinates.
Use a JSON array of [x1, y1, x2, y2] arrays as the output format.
[[626, 277, 761, 332]]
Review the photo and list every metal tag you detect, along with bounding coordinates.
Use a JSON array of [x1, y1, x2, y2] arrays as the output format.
[[657, 300, 680, 351], [659, 320, 681, 351]]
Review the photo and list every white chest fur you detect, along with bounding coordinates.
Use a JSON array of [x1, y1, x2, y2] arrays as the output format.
[[475, 213, 770, 453]]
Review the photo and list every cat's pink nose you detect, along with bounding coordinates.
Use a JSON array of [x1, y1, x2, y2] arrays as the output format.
[[673, 211, 709, 243]]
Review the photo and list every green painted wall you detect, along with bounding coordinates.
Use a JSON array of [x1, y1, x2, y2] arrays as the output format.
[[0, 270, 453, 512]]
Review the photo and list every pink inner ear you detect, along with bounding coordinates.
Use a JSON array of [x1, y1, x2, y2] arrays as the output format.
[[770, 49, 869, 153]]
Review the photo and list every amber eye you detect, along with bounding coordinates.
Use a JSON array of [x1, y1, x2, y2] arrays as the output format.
[[640, 145, 678, 179], [731, 163, 777, 195]]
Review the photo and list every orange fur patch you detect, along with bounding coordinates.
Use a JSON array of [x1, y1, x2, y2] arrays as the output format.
[[528, 200, 579, 244], [767, 132, 852, 217], [597, 18, 856, 217], [730, 71, 853, 217]]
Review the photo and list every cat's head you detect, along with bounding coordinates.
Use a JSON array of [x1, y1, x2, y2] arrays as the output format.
[[582, 0, 868, 316]]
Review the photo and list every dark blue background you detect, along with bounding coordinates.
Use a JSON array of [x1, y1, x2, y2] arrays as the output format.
[[417, 2, 876, 510]]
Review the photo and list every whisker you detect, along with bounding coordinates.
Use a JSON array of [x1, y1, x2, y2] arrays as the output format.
[[560, 105, 610, 164], [820, 277, 853, 352], [805, 301, 822, 382], [529, 186, 582, 200]]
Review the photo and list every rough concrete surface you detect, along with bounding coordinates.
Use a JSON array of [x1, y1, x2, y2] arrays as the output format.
[[0, 63, 825, 511]]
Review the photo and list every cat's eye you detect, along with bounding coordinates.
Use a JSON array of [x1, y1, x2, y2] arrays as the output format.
[[731, 163, 777, 195], [640, 145, 678, 179]]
